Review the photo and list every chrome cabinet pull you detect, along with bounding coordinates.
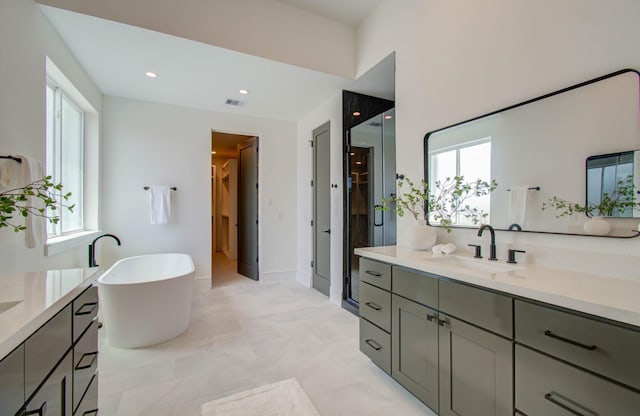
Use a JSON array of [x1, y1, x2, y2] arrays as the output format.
[[365, 302, 382, 311], [544, 393, 597, 416], [365, 339, 382, 351], [365, 270, 381, 277], [544, 330, 597, 351], [75, 351, 98, 370], [75, 302, 98, 316]]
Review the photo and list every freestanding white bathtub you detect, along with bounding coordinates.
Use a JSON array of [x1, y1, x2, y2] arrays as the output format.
[[98, 253, 195, 348]]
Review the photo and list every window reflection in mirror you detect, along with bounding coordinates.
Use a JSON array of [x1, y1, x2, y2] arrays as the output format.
[[429, 138, 492, 226], [586, 150, 639, 217]]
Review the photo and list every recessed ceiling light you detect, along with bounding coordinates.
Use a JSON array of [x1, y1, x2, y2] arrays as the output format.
[[356, 161, 362, 165], [145, 71, 158, 78], [384, 115, 393, 119], [349, 152, 355, 156], [211, 151, 217, 154], [239, 89, 249, 95], [353, 111, 361, 117]]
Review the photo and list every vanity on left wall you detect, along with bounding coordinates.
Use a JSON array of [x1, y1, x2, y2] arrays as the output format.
[[0, 268, 101, 416]]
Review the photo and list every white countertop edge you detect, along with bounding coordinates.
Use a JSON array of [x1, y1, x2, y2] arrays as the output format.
[[355, 247, 640, 328], [0, 267, 102, 359]]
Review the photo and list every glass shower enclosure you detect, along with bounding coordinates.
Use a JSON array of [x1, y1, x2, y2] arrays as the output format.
[[345, 108, 396, 308]]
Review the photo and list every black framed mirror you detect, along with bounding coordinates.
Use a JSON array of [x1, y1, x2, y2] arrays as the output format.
[[424, 69, 640, 238]]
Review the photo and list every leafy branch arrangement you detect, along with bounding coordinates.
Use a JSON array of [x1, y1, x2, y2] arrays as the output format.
[[380, 176, 497, 233], [542, 176, 637, 217], [0, 176, 74, 232]]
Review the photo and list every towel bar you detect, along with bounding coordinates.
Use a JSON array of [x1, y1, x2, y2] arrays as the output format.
[[143, 186, 177, 191]]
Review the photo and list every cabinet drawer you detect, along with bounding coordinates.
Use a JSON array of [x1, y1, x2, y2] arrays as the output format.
[[392, 266, 438, 308], [73, 320, 98, 412], [515, 345, 640, 416], [515, 300, 640, 390], [359, 258, 391, 291], [0, 345, 24, 416], [360, 318, 391, 374], [75, 374, 98, 416], [439, 279, 512, 338], [360, 282, 391, 332], [73, 285, 98, 343], [25, 304, 72, 399]]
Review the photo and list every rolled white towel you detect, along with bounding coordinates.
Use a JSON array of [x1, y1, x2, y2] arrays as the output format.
[[441, 243, 457, 255], [432, 244, 444, 254]]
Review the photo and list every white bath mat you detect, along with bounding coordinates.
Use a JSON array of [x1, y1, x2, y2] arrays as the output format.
[[201, 378, 320, 416]]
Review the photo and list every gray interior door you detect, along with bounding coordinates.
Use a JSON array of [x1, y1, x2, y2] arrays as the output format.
[[313, 122, 331, 296], [237, 137, 258, 280]]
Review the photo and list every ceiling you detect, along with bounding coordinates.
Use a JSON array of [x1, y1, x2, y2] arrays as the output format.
[[39, 5, 352, 122], [275, 0, 383, 26]]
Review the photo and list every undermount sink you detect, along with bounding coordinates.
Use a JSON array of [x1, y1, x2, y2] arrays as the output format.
[[429, 255, 524, 273], [0, 300, 22, 314]]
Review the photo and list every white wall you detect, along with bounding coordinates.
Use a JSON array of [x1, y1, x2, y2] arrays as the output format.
[[297, 93, 344, 304], [37, 0, 356, 78], [355, 0, 640, 280], [101, 96, 297, 279], [0, 0, 101, 273]]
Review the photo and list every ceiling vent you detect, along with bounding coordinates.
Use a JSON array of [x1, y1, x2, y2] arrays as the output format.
[[225, 98, 246, 107]]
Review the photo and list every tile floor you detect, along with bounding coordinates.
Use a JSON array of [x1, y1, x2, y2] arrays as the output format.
[[98, 253, 433, 415]]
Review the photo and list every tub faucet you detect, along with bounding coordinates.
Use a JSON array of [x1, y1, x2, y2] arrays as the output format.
[[88, 233, 121, 267], [477, 225, 497, 261]]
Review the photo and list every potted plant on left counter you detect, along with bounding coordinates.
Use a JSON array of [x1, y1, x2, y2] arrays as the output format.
[[380, 176, 497, 249]]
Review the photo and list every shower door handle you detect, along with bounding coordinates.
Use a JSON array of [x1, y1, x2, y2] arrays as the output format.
[[373, 205, 383, 226]]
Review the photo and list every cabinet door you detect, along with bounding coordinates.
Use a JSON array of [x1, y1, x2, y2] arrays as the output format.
[[0, 345, 24, 416], [391, 294, 439, 412], [439, 314, 513, 416], [23, 351, 73, 416]]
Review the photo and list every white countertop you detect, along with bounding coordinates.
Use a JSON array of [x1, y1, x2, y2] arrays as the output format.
[[0, 267, 102, 358], [355, 246, 640, 328]]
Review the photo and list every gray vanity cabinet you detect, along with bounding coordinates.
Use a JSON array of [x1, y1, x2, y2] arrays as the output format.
[[391, 294, 439, 411], [23, 351, 73, 416], [0, 345, 24, 416], [438, 314, 512, 416], [0, 284, 99, 416]]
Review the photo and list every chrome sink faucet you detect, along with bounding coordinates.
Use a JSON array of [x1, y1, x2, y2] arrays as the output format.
[[477, 225, 497, 261], [88, 233, 121, 267]]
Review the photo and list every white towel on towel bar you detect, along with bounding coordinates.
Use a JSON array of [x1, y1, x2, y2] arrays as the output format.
[[149, 185, 171, 224], [508, 186, 528, 226]]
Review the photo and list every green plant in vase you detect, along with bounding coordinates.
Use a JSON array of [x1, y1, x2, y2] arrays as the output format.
[[0, 176, 74, 232], [542, 176, 637, 218], [380, 176, 497, 233]]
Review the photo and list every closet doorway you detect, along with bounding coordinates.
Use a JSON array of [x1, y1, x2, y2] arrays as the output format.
[[211, 131, 259, 284]]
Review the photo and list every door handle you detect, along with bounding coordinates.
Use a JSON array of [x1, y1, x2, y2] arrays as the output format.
[[365, 301, 382, 311], [544, 392, 596, 416], [373, 204, 383, 226], [322, 229, 331, 234], [364, 339, 382, 351], [544, 330, 597, 351]]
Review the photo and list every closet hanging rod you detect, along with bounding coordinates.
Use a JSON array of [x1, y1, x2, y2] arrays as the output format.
[[0, 155, 22, 163], [143, 186, 177, 191]]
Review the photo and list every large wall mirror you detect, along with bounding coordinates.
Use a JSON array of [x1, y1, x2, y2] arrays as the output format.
[[424, 69, 640, 237]]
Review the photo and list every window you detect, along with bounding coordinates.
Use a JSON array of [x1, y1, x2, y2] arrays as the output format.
[[429, 138, 492, 226], [46, 78, 85, 236]]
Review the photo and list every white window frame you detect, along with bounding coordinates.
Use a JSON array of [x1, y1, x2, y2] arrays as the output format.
[[44, 57, 101, 256], [46, 77, 85, 237]]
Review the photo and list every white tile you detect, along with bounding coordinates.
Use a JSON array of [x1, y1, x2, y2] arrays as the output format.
[[98, 252, 430, 415]]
